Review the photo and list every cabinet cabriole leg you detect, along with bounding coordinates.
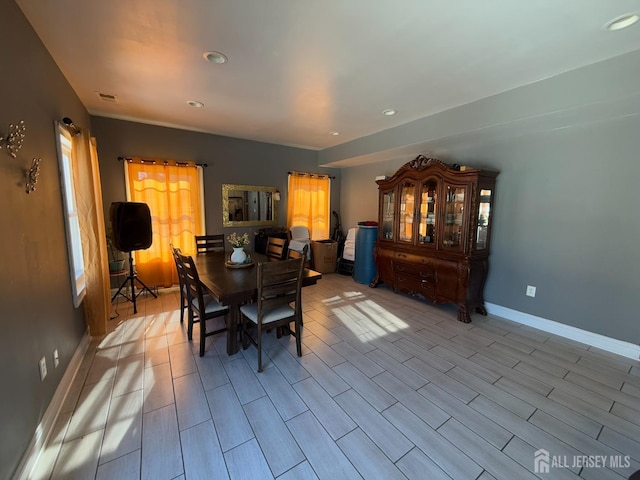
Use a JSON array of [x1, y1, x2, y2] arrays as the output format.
[[457, 305, 472, 323]]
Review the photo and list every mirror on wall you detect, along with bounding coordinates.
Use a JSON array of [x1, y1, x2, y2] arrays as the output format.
[[222, 184, 278, 227]]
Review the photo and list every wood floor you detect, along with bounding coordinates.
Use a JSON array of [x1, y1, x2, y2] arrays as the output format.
[[31, 274, 640, 480]]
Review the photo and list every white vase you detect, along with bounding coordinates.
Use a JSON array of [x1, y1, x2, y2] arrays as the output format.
[[230, 247, 247, 264]]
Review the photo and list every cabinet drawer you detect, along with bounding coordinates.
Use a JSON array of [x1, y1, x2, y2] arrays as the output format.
[[394, 251, 435, 265], [393, 261, 435, 281], [396, 274, 436, 300]]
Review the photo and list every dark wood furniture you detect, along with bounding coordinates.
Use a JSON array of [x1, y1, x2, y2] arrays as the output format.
[[240, 257, 305, 372], [178, 252, 229, 356], [287, 244, 310, 324], [254, 227, 288, 254], [170, 245, 188, 325], [193, 252, 322, 355], [195, 234, 225, 254], [266, 236, 288, 260], [372, 155, 498, 323], [287, 243, 309, 262]]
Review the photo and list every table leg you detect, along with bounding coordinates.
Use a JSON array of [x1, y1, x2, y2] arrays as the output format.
[[227, 305, 240, 355]]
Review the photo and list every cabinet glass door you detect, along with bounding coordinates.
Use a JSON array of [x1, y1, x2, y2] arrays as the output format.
[[476, 188, 492, 250], [380, 189, 395, 240], [418, 179, 437, 245], [399, 181, 416, 243], [441, 184, 465, 250]]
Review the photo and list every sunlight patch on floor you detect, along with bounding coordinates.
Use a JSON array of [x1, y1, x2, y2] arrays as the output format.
[[330, 293, 409, 341], [97, 326, 124, 350], [354, 299, 409, 331], [341, 290, 367, 299], [321, 294, 347, 306]]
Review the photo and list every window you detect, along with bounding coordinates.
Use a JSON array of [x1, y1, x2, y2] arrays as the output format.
[[286, 173, 330, 239], [56, 124, 86, 307]]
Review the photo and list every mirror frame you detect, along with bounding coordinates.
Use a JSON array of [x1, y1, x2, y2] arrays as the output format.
[[222, 184, 278, 227]]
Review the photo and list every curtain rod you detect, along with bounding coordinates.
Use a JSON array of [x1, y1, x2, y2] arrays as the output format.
[[118, 156, 208, 168], [288, 170, 335, 179]]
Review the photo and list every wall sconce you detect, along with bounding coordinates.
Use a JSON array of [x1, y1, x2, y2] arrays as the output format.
[[26, 158, 41, 194], [0, 120, 26, 158], [62, 117, 81, 136], [274, 190, 281, 201]]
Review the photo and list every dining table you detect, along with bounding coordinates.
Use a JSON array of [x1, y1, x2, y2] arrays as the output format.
[[193, 251, 323, 355]]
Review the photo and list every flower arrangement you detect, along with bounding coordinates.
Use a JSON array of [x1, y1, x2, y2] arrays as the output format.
[[227, 232, 250, 249]]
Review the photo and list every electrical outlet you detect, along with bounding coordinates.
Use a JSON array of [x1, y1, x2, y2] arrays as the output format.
[[39, 356, 47, 381], [53, 349, 59, 368], [526, 285, 537, 297]]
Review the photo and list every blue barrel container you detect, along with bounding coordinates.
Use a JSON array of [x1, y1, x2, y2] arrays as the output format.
[[353, 225, 378, 284]]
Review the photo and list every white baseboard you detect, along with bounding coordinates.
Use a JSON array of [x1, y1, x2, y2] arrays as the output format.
[[12, 331, 91, 480], [485, 303, 640, 360]]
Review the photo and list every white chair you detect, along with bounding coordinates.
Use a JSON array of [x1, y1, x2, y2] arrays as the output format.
[[289, 226, 311, 260]]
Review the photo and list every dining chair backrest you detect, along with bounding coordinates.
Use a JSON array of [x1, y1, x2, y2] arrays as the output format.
[[170, 245, 188, 322], [171, 245, 185, 284], [178, 252, 207, 311], [257, 256, 304, 317], [265, 236, 288, 260], [195, 234, 225, 254], [287, 243, 308, 261]]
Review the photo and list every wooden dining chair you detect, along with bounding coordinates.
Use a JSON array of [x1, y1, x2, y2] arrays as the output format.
[[170, 244, 188, 325], [265, 236, 288, 260], [239, 256, 305, 372], [195, 234, 225, 254], [178, 252, 229, 356], [286, 244, 309, 326], [287, 243, 308, 260]]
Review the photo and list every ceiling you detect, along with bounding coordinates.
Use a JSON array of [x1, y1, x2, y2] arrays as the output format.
[[16, 0, 640, 154]]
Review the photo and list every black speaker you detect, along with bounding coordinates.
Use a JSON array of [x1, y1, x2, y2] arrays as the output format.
[[110, 202, 152, 252]]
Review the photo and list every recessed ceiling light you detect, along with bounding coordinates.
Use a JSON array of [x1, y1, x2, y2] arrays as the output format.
[[382, 109, 397, 116], [203, 51, 228, 64], [187, 100, 204, 108], [329, 131, 340, 136], [603, 13, 639, 31]]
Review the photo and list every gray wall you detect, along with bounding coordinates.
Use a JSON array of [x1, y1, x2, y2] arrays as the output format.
[[0, 1, 88, 477], [91, 116, 341, 249], [338, 51, 640, 345]]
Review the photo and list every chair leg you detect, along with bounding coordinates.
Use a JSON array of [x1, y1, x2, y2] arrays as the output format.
[[199, 317, 206, 357], [295, 320, 302, 357], [187, 309, 194, 341], [257, 323, 263, 372]]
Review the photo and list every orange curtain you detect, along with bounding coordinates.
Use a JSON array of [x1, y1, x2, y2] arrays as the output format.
[[286, 173, 330, 240], [126, 160, 203, 287]]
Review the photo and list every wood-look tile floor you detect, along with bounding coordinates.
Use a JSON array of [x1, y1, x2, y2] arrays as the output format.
[[32, 274, 640, 480]]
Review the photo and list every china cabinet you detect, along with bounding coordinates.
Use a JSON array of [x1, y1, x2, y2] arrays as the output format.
[[372, 155, 498, 322]]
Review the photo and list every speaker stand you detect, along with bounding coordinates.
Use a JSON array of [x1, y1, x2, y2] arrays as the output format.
[[111, 251, 157, 313]]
